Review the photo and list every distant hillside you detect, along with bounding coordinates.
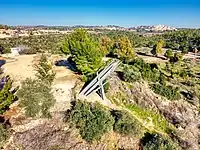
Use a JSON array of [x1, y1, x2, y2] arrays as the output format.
[[134, 25, 177, 32]]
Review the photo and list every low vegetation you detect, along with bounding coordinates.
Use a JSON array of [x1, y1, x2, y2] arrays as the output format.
[[126, 104, 174, 134], [141, 132, 179, 150], [0, 76, 17, 114], [17, 78, 55, 118], [67, 100, 114, 142], [122, 58, 164, 83], [150, 84, 181, 101], [0, 34, 64, 54], [112, 110, 142, 136], [17, 54, 56, 118], [0, 124, 10, 148]]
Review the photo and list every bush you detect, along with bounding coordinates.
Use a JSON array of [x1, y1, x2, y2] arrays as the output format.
[[122, 65, 142, 82], [112, 110, 142, 136], [141, 132, 179, 150], [170, 52, 183, 63], [0, 76, 17, 114], [164, 49, 173, 59], [0, 124, 10, 148], [122, 58, 164, 83], [17, 78, 55, 118], [151, 84, 181, 100], [34, 54, 56, 85], [68, 100, 115, 142]]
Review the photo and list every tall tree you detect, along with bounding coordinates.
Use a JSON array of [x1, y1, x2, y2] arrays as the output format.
[[115, 36, 136, 63], [151, 39, 164, 56], [61, 29, 103, 78], [100, 36, 113, 56]]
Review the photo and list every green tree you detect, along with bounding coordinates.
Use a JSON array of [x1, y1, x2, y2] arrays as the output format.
[[100, 36, 113, 56], [164, 49, 174, 59], [61, 29, 103, 78], [151, 40, 164, 56], [115, 36, 136, 63], [34, 54, 56, 85], [0, 77, 17, 114]]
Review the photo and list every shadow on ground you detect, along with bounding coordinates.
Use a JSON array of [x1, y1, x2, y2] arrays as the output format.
[[55, 60, 77, 72], [136, 52, 167, 60]]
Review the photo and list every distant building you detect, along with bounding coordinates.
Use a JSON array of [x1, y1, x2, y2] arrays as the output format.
[[11, 46, 25, 56]]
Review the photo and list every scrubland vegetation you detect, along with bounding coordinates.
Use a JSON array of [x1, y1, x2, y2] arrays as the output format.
[[0, 28, 200, 149]]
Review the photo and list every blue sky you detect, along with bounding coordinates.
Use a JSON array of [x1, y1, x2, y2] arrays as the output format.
[[0, 0, 199, 28]]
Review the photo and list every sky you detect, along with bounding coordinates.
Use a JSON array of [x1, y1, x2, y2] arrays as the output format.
[[0, 0, 199, 28]]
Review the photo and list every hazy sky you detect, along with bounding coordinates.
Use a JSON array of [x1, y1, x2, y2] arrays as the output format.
[[0, 0, 199, 28]]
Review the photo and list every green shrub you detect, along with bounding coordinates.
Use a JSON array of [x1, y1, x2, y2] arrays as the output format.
[[0, 77, 17, 114], [112, 110, 142, 136], [170, 52, 183, 63], [17, 54, 56, 118], [17, 78, 55, 118], [122, 58, 164, 83], [122, 65, 142, 82], [141, 132, 179, 150], [0, 124, 10, 148], [34, 54, 56, 85], [150, 84, 181, 101], [164, 49, 174, 59], [68, 100, 115, 142]]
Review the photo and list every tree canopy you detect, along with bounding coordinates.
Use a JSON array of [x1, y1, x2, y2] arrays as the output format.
[[61, 29, 103, 78]]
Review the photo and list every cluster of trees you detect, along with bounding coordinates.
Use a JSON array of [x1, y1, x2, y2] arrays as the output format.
[[61, 29, 136, 80], [162, 29, 200, 51]]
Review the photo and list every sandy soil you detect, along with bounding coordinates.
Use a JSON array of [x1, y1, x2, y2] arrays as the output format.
[[2, 54, 79, 114]]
